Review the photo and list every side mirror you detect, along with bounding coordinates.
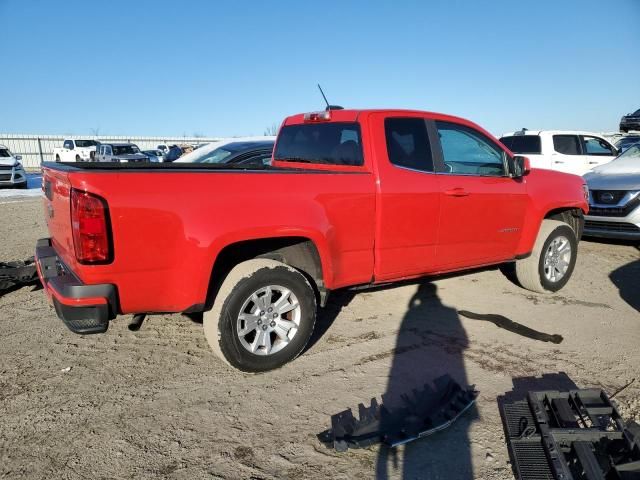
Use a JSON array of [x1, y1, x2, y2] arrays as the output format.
[[15, 155, 22, 161], [511, 155, 531, 178]]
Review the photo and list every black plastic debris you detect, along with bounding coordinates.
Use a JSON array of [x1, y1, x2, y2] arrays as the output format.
[[318, 375, 477, 452], [500, 387, 640, 480], [0, 257, 39, 296]]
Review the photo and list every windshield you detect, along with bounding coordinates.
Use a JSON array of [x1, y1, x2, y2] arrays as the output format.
[[193, 147, 234, 164], [0, 148, 11, 158], [634, 109, 640, 115], [113, 145, 140, 155], [274, 122, 364, 165], [616, 144, 640, 160], [75, 140, 98, 148], [617, 137, 640, 147]]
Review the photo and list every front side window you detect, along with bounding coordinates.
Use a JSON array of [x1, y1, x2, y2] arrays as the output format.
[[436, 121, 505, 176], [274, 122, 363, 166], [553, 135, 581, 155], [384, 117, 433, 172], [499, 135, 542, 154], [106, 146, 113, 155], [63, 140, 73, 149], [583, 136, 615, 156]]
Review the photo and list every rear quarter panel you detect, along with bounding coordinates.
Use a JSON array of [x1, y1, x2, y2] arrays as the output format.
[[65, 170, 376, 313]]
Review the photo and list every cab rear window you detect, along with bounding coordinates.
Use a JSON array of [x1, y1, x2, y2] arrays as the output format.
[[274, 122, 364, 166], [499, 135, 542, 154]]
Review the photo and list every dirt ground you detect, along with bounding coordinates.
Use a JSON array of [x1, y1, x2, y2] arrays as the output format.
[[1, 197, 639, 480]]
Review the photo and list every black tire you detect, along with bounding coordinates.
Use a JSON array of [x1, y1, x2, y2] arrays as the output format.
[[17, 181, 28, 189], [620, 127, 628, 133], [203, 259, 317, 372], [75, 155, 81, 162], [512, 220, 578, 293], [55, 155, 60, 162]]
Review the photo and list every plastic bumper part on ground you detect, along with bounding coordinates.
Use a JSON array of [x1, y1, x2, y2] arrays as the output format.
[[35, 238, 117, 334]]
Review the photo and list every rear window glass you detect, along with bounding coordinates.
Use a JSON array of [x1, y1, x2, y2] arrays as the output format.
[[553, 135, 581, 155], [0, 149, 10, 157], [499, 135, 541, 154], [274, 122, 363, 166], [384, 118, 433, 172], [113, 145, 140, 155]]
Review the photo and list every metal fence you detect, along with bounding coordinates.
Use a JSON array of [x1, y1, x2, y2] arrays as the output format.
[[0, 134, 223, 169]]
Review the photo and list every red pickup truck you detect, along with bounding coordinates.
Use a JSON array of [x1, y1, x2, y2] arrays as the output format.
[[36, 108, 588, 371]]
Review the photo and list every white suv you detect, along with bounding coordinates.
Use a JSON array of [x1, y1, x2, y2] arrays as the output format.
[[500, 130, 619, 176], [0, 145, 27, 189]]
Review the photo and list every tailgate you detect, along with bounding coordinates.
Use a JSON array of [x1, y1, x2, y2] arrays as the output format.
[[42, 167, 77, 269]]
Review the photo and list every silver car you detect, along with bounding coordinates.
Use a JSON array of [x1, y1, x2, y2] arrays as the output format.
[[583, 144, 640, 240], [95, 143, 149, 163], [0, 145, 28, 189]]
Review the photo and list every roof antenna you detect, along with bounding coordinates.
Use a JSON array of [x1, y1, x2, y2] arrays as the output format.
[[317, 84, 343, 111]]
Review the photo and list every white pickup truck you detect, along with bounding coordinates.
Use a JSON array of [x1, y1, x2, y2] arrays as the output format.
[[499, 130, 619, 176], [53, 139, 99, 162]]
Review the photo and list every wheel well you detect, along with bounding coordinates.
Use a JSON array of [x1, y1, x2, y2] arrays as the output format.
[[204, 237, 326, 310], [544, 208, 584, 239]]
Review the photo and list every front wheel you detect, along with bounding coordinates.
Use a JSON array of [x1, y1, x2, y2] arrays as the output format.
[[55, 154, 60, 162], [203, 259, 317, 372], [510, 220, 578, 293]]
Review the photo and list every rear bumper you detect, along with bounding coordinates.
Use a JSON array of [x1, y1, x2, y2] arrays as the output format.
[[35, 238, 117, 334]]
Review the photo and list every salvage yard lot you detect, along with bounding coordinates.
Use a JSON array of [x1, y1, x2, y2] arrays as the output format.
[[1, 198, 639, 479]]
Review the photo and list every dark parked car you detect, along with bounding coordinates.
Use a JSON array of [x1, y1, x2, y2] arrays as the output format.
[[177, 140, 275, 166], [95, 143, 149, 163], [164, 145, 184, 162], [620, 108, 640, 133], [615, 135, 640, 153]]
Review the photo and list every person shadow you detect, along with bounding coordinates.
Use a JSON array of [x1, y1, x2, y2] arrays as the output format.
[[609, 254, 640, 313], [372, 281, 478, 479]]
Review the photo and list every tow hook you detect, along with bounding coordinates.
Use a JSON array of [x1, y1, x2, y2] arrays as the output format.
[[128, 314, 146, 331]]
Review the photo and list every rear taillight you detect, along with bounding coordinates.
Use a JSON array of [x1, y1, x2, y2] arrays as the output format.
[[71, 189, 112, 264]]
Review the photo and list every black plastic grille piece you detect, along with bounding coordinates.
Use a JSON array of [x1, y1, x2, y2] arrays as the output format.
[[511, 440, 554, 480], [584, 220, 640, 233]]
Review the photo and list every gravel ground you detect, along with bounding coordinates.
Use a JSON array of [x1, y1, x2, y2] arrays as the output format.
[[1, 197, 639, 479]]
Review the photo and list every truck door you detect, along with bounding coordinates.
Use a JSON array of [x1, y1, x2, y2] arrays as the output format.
[[550, 134, 586, 175], [370, 113, 441, 281], [433, 120, 528, 269]]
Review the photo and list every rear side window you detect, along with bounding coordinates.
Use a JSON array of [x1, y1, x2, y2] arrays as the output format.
[[499, 135, 542, 154], [274, 122, 363, 166], [384, 118, 433, 172], [553, 135, 581, 155]]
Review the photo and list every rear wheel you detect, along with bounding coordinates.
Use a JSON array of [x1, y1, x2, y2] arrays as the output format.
[[203, 259, 317, 372], [510, 220, 578, 293]]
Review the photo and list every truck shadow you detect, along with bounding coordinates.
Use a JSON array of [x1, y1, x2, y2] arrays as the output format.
[[609, 256, 640, 313], [313, 281, 477, 479]]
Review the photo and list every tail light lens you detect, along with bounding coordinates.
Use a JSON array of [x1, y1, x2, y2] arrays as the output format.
[[71, 189, 112, 264]]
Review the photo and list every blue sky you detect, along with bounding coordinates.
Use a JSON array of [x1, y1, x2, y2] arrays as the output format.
[[1, 0, 638, 137]]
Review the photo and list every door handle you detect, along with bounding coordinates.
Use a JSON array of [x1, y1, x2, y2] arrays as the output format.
[[588, 161, 598, 164], [444, 188, 469, 197]]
